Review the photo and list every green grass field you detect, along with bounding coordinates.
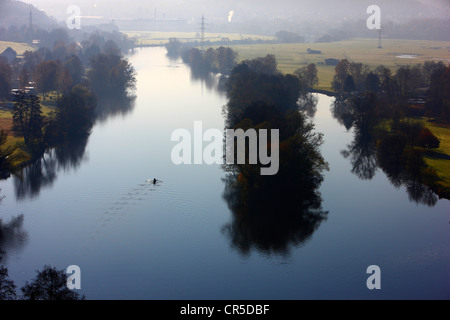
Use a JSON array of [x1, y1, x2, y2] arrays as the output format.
[[227, 38, 450, 91]]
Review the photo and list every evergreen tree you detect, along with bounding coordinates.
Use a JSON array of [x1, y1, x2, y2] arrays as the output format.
[[12, 91, 44, 155]]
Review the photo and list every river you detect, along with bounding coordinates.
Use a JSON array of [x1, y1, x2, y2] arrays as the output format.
[[0, 47, 448, 300]]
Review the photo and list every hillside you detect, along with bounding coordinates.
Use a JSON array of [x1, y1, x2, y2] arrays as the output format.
[[0, 0, 55, 29]]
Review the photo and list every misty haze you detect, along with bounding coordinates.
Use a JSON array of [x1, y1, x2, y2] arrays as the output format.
[[0, 0, 449, 303]]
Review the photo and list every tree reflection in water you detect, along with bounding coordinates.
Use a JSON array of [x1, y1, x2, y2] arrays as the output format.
[[221, 172, 328, 257], [189, 68, 228, 94], [0, 214, 28, 262], [297, 93, 318, 118], [14, 157, 57, 201], [13, 93, 135, 201], [94, 94, 136, 124], [377, 136, 439, 207], [13, 135, 88, 200], [330, 96, 354, 131], [331, 94, 440, 207], [341, 127, 378, 180]]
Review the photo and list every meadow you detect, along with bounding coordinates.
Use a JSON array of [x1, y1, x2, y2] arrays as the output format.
[[125, 31, 275, 46], [423, 119, 450, 193], [226, 38, 450, 91]]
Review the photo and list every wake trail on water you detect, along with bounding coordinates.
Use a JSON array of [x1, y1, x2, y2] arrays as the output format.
[[85, 179, 164, 248]]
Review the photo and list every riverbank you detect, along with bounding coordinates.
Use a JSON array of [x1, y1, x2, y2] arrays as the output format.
[[0, 93, 59, 175], [423, 119, 450, 199]]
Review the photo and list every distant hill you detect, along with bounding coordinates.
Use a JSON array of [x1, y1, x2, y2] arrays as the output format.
[[0, 0, 56, 29], [15, 0, 450, 23]]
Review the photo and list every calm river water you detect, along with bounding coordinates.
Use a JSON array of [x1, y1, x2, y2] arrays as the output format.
[[0, 47, 448, 300]]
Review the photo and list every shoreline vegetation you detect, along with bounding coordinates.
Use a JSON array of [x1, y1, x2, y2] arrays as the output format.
[[165, 36, 450, 201], [0, 0, 448, 300], [1, 34, 449, 201], [129, 33, 450, 91], [0, 30, 136, 180]]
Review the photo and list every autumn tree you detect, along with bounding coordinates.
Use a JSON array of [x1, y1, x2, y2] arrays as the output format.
[[343, 74, 356, 93], [224, 56, 328, 199], [0, 57, 12, 99], [427, 64, 450, 122], [350, 91, 379, 130], [275, 30, 305, 43], [226, 61, 300, 124], [181, 46, 238, 76], [22, 50, 43, 76], [348, 62, 369, 91], [375, 65, 395, 96], [46, 85, 96, 143], [87, 53, 136, 97], [331, 59, 350, 94], [57, 68, 73, 94], [417, 127, 440, 149], [422, 61, 446, 87], [63, 55, 84, 85], [365, 72, 380, 92], [12, 91, 43, 154], [35, 60, 59, 99], [216, 46, 238, 75], [395, 65, 424, 98], [295, 63, 318, 91], [222, 58, 329, 257], [332, 60, 372, 94], [52, 40, 68, 62], [165, 38, 184, 59], [203, 47, 218, 72], [242, 54, 278, 76], [0, 130, 16, 176]]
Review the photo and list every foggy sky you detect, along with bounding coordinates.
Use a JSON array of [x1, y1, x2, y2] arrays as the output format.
[[17, 0, 450, 23]]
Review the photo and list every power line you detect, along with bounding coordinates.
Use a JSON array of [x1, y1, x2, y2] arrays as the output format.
[[378, 28, 382, 49], [200, 14, 206, 52], [28, 9, 33, 43]]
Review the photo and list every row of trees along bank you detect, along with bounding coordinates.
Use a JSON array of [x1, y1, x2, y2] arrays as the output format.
[[0, 33, 136, 178]]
